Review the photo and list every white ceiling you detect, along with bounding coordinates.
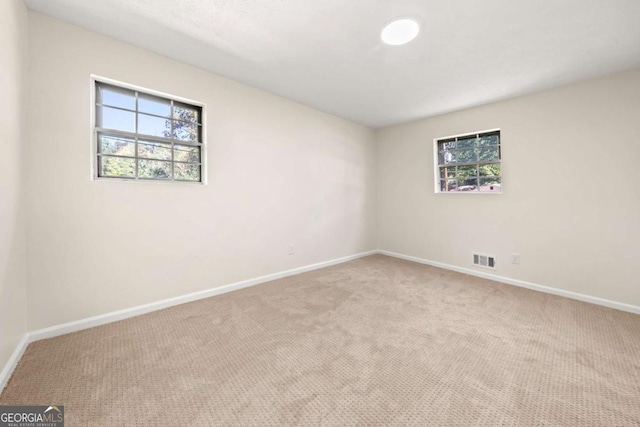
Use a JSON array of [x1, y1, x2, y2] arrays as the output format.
[[25, 0, 640, 128]]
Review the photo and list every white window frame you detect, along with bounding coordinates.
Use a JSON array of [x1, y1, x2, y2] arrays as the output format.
[[90, 75, 207, 184], [433, 128, 501, 194]]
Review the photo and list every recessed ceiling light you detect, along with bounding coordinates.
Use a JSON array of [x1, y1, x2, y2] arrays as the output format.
[[381, 18, 420, 46]]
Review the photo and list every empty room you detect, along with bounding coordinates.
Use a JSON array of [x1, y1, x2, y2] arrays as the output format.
[[1, 0, 639, 425]]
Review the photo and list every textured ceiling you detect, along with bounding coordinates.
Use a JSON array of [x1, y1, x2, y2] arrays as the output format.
[[25, 0, 640, 128]]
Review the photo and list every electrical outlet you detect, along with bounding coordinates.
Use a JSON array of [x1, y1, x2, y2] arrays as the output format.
[[511, 253, 520, 264], [288, 244, 294, 255]]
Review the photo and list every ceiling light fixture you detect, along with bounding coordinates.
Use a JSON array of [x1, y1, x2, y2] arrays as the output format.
[[381, 18, 420, 46]]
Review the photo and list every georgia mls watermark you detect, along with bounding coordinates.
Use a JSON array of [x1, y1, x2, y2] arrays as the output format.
[[0, 406, 64, 427]]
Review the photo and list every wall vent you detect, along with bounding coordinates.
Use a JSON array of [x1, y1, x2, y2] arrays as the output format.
[[473, 253, 496, 269]]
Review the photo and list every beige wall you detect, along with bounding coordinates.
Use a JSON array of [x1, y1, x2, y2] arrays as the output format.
[[377, 69, 640, 306], [10, 10, 640, 341], [26, 13, 377, 330], [0, 0, 29, 372]]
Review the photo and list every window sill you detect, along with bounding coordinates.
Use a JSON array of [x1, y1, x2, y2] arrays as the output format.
[[435, 191, 502, 194], [92, 177, 206, 186]]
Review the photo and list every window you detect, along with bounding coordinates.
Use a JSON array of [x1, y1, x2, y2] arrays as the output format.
[[435, 129, 501, 193], [94, 80, 204, 182]]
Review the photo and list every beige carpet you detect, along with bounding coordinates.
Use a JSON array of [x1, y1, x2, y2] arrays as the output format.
[[1, 255, 639, 426]]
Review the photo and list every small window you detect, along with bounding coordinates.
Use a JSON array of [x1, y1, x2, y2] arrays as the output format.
[[94, 80, 204, 183], [435, 129, 501, 193]]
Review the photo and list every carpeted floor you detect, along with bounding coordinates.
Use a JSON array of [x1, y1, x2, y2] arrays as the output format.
[[1, 254, 639, 426]]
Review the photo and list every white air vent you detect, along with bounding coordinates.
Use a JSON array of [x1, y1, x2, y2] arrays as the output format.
[[473, 253, 496, 269]]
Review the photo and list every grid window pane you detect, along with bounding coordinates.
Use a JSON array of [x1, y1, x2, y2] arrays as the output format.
[[480, 176, 501, 185], [457, 148, 477, 163], [439, 151, 457, 165], [174, 145, 200, 163], [174, 103, 199, 124], [138, 113, 171, 138], [174, 163, 201, 181], [435, 131, 501, 192], [99, 86, 135, 110], [439, 166, 456, 179], [458, 178, 478, 189], [479, 163, 500, 177], [457, 165, 477, 178], [95, 81, 203, 183], [438, 140, 456, 152], [479, 176, 501, 192], [478, 146, 500, 162], [138, 94, 171, 117], [99, 106, 135, 132], [138, 141, 172, 161], [138, 159, 172, 180], [99, 156, 136, 178], [173, 122, 199, 143], [457, 136, 477, 149], [440, 179, 457, 192], [99, 135, 135, 157], [479, 134, 499, 146]]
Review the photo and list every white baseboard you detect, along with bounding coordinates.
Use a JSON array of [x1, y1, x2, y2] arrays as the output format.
[[1, 249, 377, 391], [379, 250, 640, 315], [0, 335, 29, 393]]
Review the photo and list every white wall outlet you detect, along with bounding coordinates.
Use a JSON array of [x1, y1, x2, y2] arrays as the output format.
[[511, 253, 520, 264], [288, 244, 294, 255]]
